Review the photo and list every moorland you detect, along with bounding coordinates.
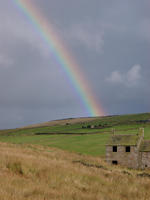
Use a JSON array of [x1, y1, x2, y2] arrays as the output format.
[[0, 112, 150, 199]]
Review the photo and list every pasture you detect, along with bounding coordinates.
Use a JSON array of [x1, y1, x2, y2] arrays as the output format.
[[0, 113, 150, 199], [0, 113, 150, 156]]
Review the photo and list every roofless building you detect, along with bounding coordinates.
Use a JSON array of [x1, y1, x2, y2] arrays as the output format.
[[106, 128, 150, 169]]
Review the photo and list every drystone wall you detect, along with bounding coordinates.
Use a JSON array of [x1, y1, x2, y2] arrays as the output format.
[[140, 152, 150, 169]]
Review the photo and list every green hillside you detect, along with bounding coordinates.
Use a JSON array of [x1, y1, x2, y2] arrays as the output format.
[[0, 113, 150, 156]]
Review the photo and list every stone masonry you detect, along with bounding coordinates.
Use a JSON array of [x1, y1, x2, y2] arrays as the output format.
[[106, 128, 150, 169]]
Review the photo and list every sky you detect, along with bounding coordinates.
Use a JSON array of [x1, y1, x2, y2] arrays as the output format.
[[0, 0, 150, 129]]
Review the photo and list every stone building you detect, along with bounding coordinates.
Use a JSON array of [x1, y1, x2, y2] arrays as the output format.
[[106, 129, 150, 169]]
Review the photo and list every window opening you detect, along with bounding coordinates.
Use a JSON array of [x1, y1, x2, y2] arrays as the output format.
[[112, 160, 118, 165], [113, 146, 117, 152], [126, 146, 130, 152]]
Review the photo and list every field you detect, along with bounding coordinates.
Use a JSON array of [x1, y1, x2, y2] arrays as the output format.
[[0, 113, 150, 199], [0, 113, 150, 156], [1, 142, 150, 200]]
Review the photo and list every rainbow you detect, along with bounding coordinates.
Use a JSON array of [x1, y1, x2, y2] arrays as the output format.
[[13, 0, 105, 116]]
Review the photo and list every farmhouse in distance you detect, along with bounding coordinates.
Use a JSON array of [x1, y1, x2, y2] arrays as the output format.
[[106, 128, 150, 169]]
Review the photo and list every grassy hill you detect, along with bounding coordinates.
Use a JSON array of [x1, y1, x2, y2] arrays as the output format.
[[0, 113, 150, 199], [0, 113, 150, 156]]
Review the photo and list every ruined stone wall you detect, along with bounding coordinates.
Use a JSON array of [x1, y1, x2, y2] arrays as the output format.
[[106, 146, 139, 169], [140, 152, 150, 169]]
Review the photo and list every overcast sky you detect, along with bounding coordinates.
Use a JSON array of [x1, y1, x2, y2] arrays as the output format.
[[0, 0, 150, 129]]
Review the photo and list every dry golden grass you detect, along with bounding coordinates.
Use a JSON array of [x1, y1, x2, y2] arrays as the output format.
[[0, 142, 150, 200]]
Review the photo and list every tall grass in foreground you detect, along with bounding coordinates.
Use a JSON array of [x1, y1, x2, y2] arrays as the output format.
[[0, 142, 150, 200]]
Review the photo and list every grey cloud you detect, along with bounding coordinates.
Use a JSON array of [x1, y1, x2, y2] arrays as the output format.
[[127, 65, 141, 86], [0, 54, 13, 67], [0, 0, 149, 129], [106, 71, 122, 84], [0, 16, 50, 58], [139, 18, 150, 42], [61, 23, 104, 52], [106, 65, 142, 87]]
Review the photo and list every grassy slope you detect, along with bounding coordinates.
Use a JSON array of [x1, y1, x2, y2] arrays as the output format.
[[0, 113, 150, 156], [0, 142, 150, 200]]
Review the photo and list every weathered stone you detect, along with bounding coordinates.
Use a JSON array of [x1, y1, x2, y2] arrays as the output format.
[[105, 129, 150, 169]]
